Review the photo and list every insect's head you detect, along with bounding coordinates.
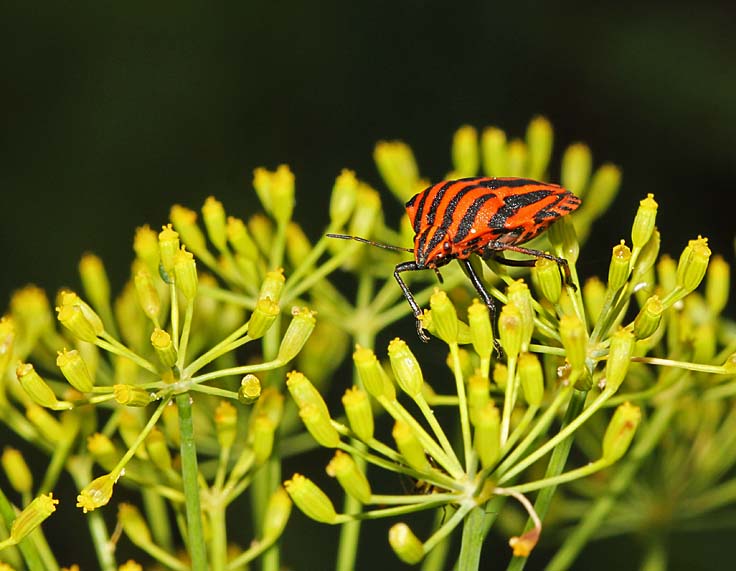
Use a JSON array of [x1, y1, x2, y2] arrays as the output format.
[[414, 225, 455, 269]]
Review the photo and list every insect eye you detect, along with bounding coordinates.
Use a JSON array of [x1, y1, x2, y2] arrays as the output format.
[[443, 241, 452, 253]]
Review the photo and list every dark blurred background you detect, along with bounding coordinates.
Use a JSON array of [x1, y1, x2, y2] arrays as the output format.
[[2, 1, 735, 569]]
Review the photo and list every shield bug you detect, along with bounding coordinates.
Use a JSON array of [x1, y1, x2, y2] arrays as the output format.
[[329, 176, 581, 349]]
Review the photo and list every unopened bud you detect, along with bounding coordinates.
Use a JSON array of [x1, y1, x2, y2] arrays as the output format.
[[582, 277, 606, 326], [134, 269, 160, 323], [705, 255, 730, 316], [263, 487, 292, 541], [583, 164, 621, 218], [389, 523, 424, 565], [353, 346, 385, 398], [468, 374, 491, 425], [286, 371, 330, 419], [119, 503, 152, 547], [518, 352, 544, 407], [157, 224, 180, 277], [57, 348, 94, 392], [452, 125, 479, 177], [392, 421, 430, 471], [238, 374, 262, 405], [87, 433, 121, 472], [560, 314, 588, 387], [215, 401, 238, 450], [150, 328, 177, 368], [227, 216, 259, 260], [525, 116, 553, 179], [507, 281, 534, 351], [7, 494, 59, 544], [631, 194, 658, 251], [114, 385, 152, 407], [534, 257, 562, 304], [202, 196, 228, 252], [374, 141, 419, 201], [56, 303, 98, 343], [16, 363, 61, 409], [133, 225, 161, 273], [284, 473, 337, 524], [506, 139, 527, 177], [468, 299, 493, 360], [348, 185, 382, 239], [251, 415, 276, 464], [605, 328, 634, 393], [79, 254, 110, 315], [2, 447, 33, 494], [602, 402, 641, 463], [342, 386, 374, 442], [277, 307, 316, 362], [473, 402, 501, 468], [330, 169, 359, 227], [561, 143, 592, 197], [634, 295, 663, 340], [388, 338, 424, 398], [676, 236, 711, 294], [146, 428, 172, 472], [259, 268, 285, 304], [429, 290, 458, 344], [499, 303, 523, 361], [326, 450, 372, 503], [248, 297, 280, 340], [170, 205, 207, 258], [481, 127, 507, 177], [173, 247, 198, 300], [608, 241, 631, 291]]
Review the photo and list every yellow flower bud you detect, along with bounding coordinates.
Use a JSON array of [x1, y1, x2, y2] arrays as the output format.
[[238, 374, 262, 405], [519, 352, 544, 407], [134, 269, 160, 323], [170, 204, 207, 259], [342, 386, 374, 442], [252, 387, 284, 427], [473, 401, 501, 468], [608, 241, 631, 291], [215, 401, 238, 450], [676, 236, 711, 294], [631, 194, 658, 251], [507, 280, 534, 351], [602, 402, 641, 463], [353, 346, 386, 398], [326, 450, 372, 503], [374, 140, 419, 201], [499, 303, 523, 361], [582, 164, 621, 218], [226, 216, 259, 260], [561, 143, 592, 197], [248, 297, 280, 340], [251, 415, 276, 464], [173, 247, 198, 300], [79, 253, 110, 316], [11, 285, 54, 343], [506, 139, 527, 177], [429, 290, 458, 344], [525, 116, 553, 179], [56, 348, 94, 392], [300, 404, 340, 448], [113, 385, 152, 407], [330, 169, 359, 227], [657, 254, 678, 295], [392, 421, 430, 472], [277, 307, 316, 362], [286, 371, 330, 419], [452, 125, 479, 177], [534, 257, 562, 304], [560, 314, 588, 388], [2, 447, 33, 494], [77, 473, 116, 513], [633, 228, 660, 281], [157, 224, 180, 277], [263, 487, 292, 541], [605, 328, 634, 393], [468, 299, 493, 360], [481, 126, 507, 177], [133, 225, 161, 274], [582, 277, 606, 326], [468, 374, 491, 425], [202, 196, 227, 252], [0, 317, 15, 386], [284, 473, 337, 524], [705, 255, 730, 316], [7, 493, 59, 544], [634, 295, 663, 340], [26, 405, 62, 444], [348, 185, 382, 239], [259, 268, 285, 304], [151, 328, 177, 368], [56, 303, 98, 343], [388, 523, 424, 565], [285, 222, 313, 268], [16, 362, 61, 409], [388, 338, 424, 398]]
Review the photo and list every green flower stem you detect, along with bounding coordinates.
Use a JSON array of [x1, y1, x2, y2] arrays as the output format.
[[368, 493, 464, 505], [175, 392, 208, 570], [170, 284, 180, 352], [681, 479, 736, 518], [183, 320, 250, 376], [379, 396, 465, 479], [38, 420, 79, 493], [630, 356, 730, 375], [502, 405, 538, 456], [500, 356, 519, 446], [197, 283, 256, 309], [210, 503, 228, 571], [0, 406, 49, 451], [421, 505, 458, 571], [546, 397, 675, 571], [424, 502, 474, 554], [136, 536, 191, 571], [282, 242, 360, 303], [96, 334, 158, 374], [225, 529, 281, 570], [415, 394, 464, 475], [500, 458, 609, 494], [141, 486, 173, 552], [341, 500, 451, 522], [367, 269, 404, 313], [499, 388, 610, 484], [340, 441, 463, 491], [188, 384, 239, 399], [449, 343, 473, 471], [189, 358, 287, 384], [426, 394, 460, 406], [0, 486, 47, 571], [589, 287, 624, 345], [641, 532, 668, 571], [527, 343, 566, 357], [505, 389, 588, 571], [491, 385, 573, 480], [177, 301, 195, 371], [282, 227, 338, 297], [113, 399, 170, 476], [458, 505, 490, 571]]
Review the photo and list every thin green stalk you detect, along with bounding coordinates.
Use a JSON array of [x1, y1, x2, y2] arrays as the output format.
[[176, 392, 208, 570], [209, 504, 227, 571], [142, 486, 173, 552], [449, 343, 473, 470], [504, 389, 588, 571], [421, 505, 458, 571], [546, 400, 676, 571], [458, 506, 490, 571]]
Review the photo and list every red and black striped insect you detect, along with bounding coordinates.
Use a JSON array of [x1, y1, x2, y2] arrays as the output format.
[[329, 176, 581, 349]]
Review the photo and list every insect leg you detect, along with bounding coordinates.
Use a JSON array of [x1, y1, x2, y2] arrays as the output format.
[[486, 243, 576, 290], [394, 261, 431, 343], [459, 258, 503, 356]]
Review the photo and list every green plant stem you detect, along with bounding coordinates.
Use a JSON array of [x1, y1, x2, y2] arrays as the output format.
[[641, 532, 668, 571], [449, 343, 473, 470], [458, 505, 490, 571], [505, 388, 588, 571], [210, 504, 227, 571], [421, 505, 458, 571], [175, 392, 208, 570], [546, 400, 676, 571], [142, 486, 173, 553]]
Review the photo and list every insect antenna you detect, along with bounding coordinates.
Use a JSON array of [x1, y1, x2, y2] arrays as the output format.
[[326, 233, 414, 254]]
